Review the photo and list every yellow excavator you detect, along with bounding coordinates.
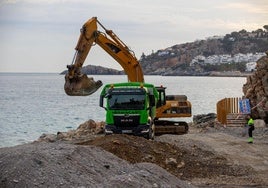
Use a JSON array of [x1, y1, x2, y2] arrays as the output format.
[[65, 17, 191, 135]]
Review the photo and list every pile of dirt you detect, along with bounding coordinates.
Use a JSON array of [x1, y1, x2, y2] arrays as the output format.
[[0, 142, 192, 188], [1, 119, 268, 187], [38, 119, 105, 143], [79, 134, 254, 181]]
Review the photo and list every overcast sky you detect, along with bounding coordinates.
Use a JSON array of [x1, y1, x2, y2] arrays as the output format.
[[0, 0, 267, 72]]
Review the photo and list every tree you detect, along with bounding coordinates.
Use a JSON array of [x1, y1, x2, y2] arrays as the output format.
[[263, 25, 268, 32], [239, 29, 247, 34], [222, 34, 233, 53], [140, 52, 146, 60], [231, 31, 240, 39]]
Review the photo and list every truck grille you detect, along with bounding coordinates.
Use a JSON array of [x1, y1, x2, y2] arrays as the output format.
[[113, 114, 140, 127]]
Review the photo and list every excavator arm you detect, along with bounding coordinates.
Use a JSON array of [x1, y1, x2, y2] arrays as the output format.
[[64, 17, 144, 96]]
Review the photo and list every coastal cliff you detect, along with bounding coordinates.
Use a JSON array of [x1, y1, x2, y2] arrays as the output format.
[[243, 51, 268, 123]]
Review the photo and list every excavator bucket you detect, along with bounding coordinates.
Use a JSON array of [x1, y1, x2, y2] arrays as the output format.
[[64, 74, 103, 96]]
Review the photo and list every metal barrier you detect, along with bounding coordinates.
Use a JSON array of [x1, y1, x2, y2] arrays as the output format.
[[216, 97, 241, 125]]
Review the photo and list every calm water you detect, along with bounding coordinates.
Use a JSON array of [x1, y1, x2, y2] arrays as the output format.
[[0, 73, 246, 147]]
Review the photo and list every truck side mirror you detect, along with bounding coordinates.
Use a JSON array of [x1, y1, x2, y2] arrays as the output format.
[[99, 95, 104, 107], [149, 95, 155, 107], [100, 95, 108, 110]]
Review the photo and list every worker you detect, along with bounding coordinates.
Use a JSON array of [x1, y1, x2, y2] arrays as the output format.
[[246, 115, 255, 143]]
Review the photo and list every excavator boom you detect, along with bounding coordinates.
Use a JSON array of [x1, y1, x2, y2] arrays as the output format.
[[65, 17, 143, 96]]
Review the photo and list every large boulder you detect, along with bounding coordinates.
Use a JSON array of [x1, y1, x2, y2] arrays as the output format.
[[243, 51, 268, 123], [38, 119, 105, 143]]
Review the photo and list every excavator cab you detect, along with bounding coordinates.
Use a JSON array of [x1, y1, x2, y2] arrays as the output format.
[[155, 86, 166, 107]]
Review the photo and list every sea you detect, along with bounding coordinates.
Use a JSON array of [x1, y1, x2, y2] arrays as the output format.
[[0, 73, 246, 148]]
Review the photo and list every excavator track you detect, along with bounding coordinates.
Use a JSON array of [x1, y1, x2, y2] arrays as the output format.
[[154, 120, 189, 135]]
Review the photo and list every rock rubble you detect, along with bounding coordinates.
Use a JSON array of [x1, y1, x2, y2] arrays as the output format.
[[243, 51, 268, 123], [1, 118, 267, 187]]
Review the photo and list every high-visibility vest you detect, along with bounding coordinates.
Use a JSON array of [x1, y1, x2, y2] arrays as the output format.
[[248, 118, 254, 126]]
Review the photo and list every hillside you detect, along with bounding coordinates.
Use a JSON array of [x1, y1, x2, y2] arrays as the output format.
[[140, 27, 268, 76], [60, 64, 124, 75], [61, 27, 268, 76]]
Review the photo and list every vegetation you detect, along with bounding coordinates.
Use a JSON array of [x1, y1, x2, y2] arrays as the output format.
[[201, 62, 247, 72]]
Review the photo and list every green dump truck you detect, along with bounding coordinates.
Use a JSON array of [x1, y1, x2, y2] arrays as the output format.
[[99, 82, 159, 139]]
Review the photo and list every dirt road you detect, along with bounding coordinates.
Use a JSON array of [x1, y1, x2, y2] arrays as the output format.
[[157, 125, 268, 187]]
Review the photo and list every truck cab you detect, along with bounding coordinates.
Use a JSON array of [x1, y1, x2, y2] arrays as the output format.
[[99, 82, 158, 139]]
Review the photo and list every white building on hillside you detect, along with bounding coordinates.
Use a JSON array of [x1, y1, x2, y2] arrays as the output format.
[[246, 62, 257, 72], [191, 52, 266, 66]]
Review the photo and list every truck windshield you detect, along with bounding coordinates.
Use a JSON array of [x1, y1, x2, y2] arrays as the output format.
[[108, 94, 145, 110]]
